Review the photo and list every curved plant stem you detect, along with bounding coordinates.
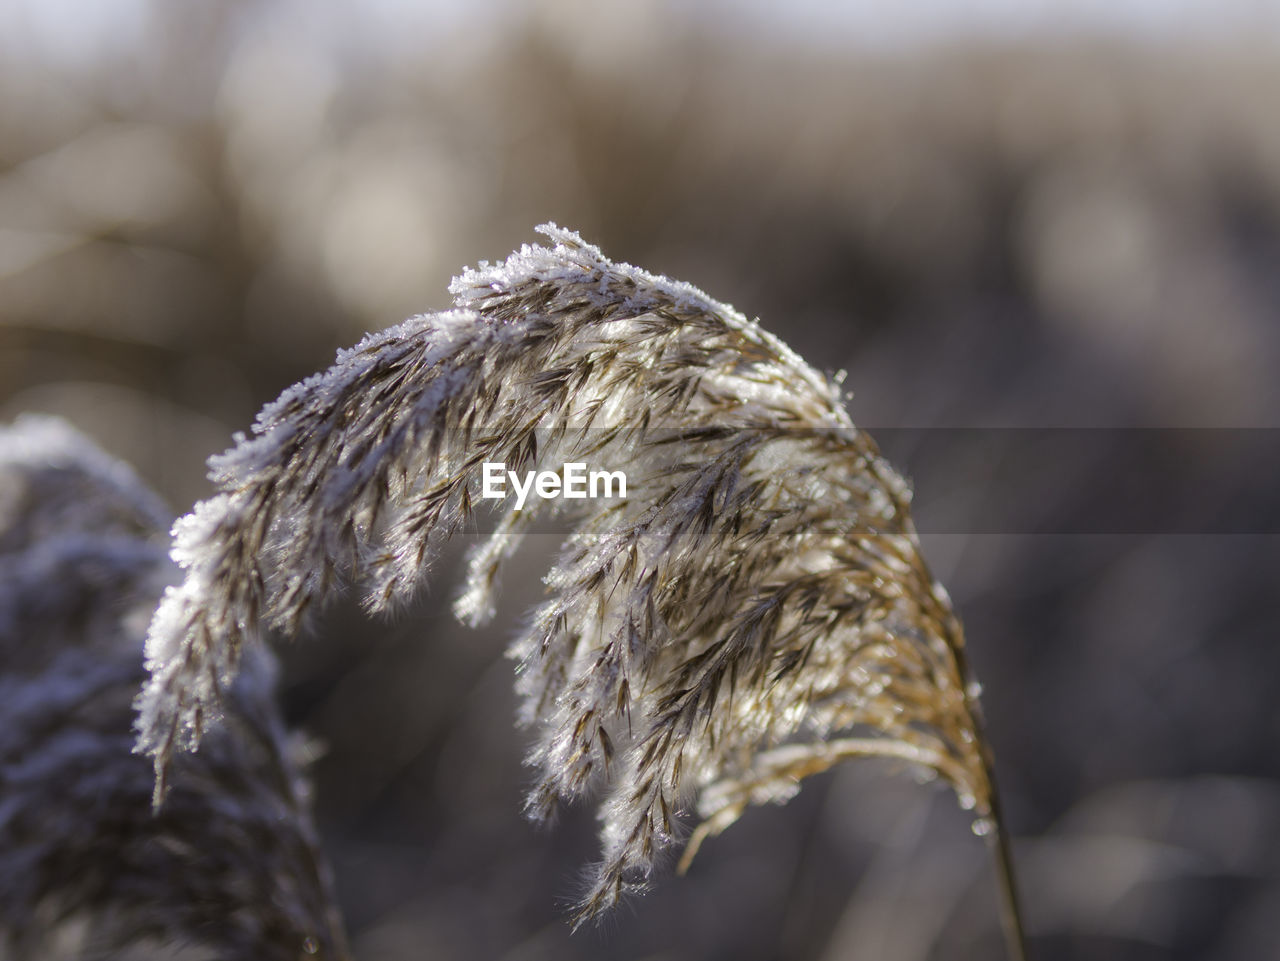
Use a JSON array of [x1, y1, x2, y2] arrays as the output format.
[[986, 773, 1028, 961], [952, 625, 1028, 961]]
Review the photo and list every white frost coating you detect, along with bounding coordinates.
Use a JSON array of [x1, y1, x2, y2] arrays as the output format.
[[451, 224, 838, 408]]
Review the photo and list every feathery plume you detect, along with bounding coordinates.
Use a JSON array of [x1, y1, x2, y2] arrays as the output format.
[[0, 415, 349, 961], [135, 225, 1022, 951]]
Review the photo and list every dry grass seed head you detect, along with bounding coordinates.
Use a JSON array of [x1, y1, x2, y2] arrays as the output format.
[[135, 225, 1000, 928]]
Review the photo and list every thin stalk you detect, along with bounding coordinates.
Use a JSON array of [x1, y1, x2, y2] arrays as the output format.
[[984, 769, 1028, 961], [910, 530, 1029, 961]]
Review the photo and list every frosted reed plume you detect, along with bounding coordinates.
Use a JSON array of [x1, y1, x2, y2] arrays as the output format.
[[136, 225, 1023, 949], [0, 416, 349, 961]]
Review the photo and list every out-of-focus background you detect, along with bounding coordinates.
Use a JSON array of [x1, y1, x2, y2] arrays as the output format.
[[2, 1, 1278, 958]]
